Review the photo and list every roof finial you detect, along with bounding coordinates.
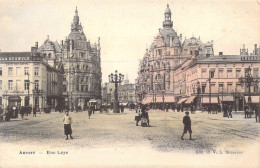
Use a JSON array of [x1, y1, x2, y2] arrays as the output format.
[[47, 34, 49, 40], [167, 4, 169, 8], [76, 6, 78, 12]]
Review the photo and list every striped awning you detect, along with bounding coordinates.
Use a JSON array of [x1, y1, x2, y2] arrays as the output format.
[[177, 98, 188, 104], [142, 97, 153, 104], [185, 96, 196, 104]]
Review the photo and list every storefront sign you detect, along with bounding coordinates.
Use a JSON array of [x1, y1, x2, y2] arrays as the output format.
[[0, 56, 43, 62], [241, 56, 260, 61]]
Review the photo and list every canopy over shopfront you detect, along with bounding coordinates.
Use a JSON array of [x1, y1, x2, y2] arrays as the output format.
[[142, 95, 175, 104], [164, 96, 175, 103], [245, 96, 260, 103], [185, 96, 196, 104], [177, 97, 188, 104], [219, 96, 234, 102], [201, 96, 218, 104], [142, 97, 153, 104]]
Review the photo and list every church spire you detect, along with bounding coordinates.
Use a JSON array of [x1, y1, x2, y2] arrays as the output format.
[[71, 6, 81, 32], [163, 4, 173, 28]]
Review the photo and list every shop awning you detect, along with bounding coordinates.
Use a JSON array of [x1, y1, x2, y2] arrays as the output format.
[[164, 96, 175, 103], [219, 96, 234, 102], [185, 96, 196, 104], [177, 98, 188, 104], [245, 96, 260, 103], [155, 96, 163, 103], [142, 97, 153, 104], [201, 96, 218, 104]]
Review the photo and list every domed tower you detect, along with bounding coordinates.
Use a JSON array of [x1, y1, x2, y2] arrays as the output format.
[[163, 4, 173, 28], [159, 4, 178, 47]]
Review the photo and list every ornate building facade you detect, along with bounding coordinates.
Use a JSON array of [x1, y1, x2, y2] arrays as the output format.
[[60, 8, 102, 109], [173, 46, 260, 111], [0, 44, 63, 111], [136, 4, 214, 108]]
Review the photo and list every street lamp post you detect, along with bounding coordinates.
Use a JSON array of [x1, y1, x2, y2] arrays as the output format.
[[196, 81, 201, 110], [239, 66, 259, 119], [208, 70, 214, 114], [26, 73, 30, 107], [162, 90, 165, 111], [108, 70, 124, 113], [3, 90, 8, 112]]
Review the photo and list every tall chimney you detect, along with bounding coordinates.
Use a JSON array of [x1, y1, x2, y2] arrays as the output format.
[[180, 34, 182, 44], [169, 36, 173, 47], [35, 42, 38, 49], [255, 44, 257, 55], [219, 52, 223, 56]]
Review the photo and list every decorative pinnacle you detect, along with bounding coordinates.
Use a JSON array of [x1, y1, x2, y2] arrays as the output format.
[[167, 4, 169, 7]]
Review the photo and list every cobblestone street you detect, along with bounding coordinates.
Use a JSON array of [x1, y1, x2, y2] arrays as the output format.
[[0, 109, 259, 167]]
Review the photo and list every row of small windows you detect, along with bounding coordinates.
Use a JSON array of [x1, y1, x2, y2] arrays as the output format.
[[201, 68, 259, 78], [0, 80, 39, 91], [0, 67, 39, 76], [180, 82, 259, 94]]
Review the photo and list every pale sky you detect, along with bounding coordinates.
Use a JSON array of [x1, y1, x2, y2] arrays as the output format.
[[0, 0, 259, 84]]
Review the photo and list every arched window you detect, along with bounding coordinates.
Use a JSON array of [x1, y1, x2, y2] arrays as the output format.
[[155, 74, 161, 80], [48, 53, 51, 58]]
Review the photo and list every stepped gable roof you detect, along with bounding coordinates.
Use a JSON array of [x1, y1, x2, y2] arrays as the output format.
[[37, 37, 62, 53], [182, 36, 204, 48]]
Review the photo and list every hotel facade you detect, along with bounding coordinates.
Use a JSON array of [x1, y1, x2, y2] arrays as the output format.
[[136, 5, 260, 111]]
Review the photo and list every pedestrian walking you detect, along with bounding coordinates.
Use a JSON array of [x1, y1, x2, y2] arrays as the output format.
[[166, 104, 169, 112], [63, 112, 73, 140], [190, 104, 193, 114], [88, 107, 92, 119], [121, 105, 124, 113], [244, 104, 248, 118], [29, 105, 32, 115], [5, 107, 11, 122], [20, 106, 24, 118], [227, 105, 232, 118], [223, 104, 228, 117], [181, 112, 193, 140], [254, 106, 259, 123], [33, 107, 37, 117]]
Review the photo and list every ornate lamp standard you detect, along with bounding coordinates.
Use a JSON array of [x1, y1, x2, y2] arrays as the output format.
[[208, 70, 214, 113], [162, 90, 165, 111], [108, 70, 124, 113], [196, 81, 201, 110], [239, 66, 259, 117], [3, 90, 8, 112]]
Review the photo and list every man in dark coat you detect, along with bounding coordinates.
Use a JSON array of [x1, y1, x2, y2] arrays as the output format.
[[33, 107, 37, 117], [20, 106, 24, 118], [181, 112, 193, 140], [244, 104, 249, 118], [227, 105, 233, 118]]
